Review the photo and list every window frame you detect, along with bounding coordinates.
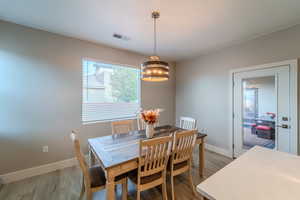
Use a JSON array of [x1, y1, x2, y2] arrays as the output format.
[[81, 58, 141, 124]]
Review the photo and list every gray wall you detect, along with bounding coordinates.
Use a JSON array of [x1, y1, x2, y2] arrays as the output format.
[[176, 24, 300, 152], [0, 20, 176, 174]]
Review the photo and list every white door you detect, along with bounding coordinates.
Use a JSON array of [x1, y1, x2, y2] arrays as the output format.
[[233, 65, 295, 157]]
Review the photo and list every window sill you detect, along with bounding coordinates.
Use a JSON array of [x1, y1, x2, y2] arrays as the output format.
[[82, 116, 138, 125]]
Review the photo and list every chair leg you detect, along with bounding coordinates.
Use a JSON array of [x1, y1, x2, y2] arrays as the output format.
[[86, 189, 93, 200], [162, 182, 168, 200], [79, 176, 85, 200], [121, 178, 128, 200], [137, 190, 141, 200], [170, 175, 175, 200], [188, 169, 196, 196], [191, 153, 194, 167]]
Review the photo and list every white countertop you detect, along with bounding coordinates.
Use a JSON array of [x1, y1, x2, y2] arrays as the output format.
[[197, 146, 300, 200]]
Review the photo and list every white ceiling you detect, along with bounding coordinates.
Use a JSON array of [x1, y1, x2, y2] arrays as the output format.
[[1, 0, 300, 61]]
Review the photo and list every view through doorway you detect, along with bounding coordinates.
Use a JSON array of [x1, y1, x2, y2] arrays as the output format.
[[242, 76, 276, 150]]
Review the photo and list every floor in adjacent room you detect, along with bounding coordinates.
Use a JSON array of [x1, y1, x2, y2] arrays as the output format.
[[243, 127, 275, 150], [0, 150, 232, 200]]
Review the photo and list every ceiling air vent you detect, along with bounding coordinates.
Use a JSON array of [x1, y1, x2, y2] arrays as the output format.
[[113, 33, 130, 41]]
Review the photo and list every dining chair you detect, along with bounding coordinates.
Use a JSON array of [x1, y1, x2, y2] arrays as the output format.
[[154, 119, 160, 128], [70, 131, 128, 200], [168, 130, 198, 200], [137, 116, 147, 130], [111, 119, 134, 135], [179, 117, 197, 130], [129, 135, 173, 200]]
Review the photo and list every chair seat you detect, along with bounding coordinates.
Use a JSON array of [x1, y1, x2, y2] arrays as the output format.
[[89, 165, 127, 188], [89, 166, 106, 188], [250, 123, 257, 127], [168, 160, 188, 171], [129, 169, 162, 185], [256, 125, 272, 131]]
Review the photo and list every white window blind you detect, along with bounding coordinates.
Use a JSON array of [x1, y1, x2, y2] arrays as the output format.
[[82, 60, 141, 122]]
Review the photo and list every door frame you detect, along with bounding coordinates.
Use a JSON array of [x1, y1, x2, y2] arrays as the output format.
[[229, 59, 298, 157]]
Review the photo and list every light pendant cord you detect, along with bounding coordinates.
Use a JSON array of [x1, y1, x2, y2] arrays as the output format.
[[153, 16, 157, 56]]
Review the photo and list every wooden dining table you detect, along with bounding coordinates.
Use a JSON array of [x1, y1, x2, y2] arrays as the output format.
[[88, 125, 207, 200]]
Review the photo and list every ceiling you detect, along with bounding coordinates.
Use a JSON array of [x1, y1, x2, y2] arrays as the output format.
[[1, 0, 300, 61]]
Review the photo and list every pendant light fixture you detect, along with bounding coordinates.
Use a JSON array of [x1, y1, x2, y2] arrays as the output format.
[[141, 11, 169, 82]]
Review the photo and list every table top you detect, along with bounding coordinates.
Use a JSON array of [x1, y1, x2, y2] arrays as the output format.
[[197, 146, 300, 200], [88, 125, 206, 169]]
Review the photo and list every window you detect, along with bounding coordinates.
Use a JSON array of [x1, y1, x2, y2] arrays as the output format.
[[243, 88, 258, 119], [82, 59, 141, 122]]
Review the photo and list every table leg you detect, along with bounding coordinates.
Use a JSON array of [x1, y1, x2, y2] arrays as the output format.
[[106, 173, 116, 200], [199, 138, 205, 178]]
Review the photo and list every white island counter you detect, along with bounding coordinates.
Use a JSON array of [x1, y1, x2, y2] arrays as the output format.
[[197, 146, 300, 200]]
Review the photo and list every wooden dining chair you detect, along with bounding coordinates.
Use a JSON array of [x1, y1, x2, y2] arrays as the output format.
[[111, 119, 134, 135], [137, 116, 147, 130], [168, 130, 198, 200], [129, 136, 173, 200], [70, 131, 128, 200], [179, 117, 197, 130], [154, 119, 160, 128]]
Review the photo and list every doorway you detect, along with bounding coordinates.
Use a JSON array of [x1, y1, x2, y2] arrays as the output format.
[[232, 60, 298, 157]]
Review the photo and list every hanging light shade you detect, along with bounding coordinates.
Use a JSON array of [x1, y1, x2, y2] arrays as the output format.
[[141, 11, 169, 82]]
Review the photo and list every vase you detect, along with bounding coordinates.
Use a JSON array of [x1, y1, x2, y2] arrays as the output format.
[[146, 124, 155, 138]]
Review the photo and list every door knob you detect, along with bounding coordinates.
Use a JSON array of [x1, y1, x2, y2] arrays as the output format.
[[277, 124, 289, 129]]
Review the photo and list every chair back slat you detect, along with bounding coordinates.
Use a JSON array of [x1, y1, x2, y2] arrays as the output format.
[[139, 136, 172, 178], [172, 130, 197, 164], [137, 117, 147, 130], [70, 131, 91, 186], [111, 120, 134, 135], [154, 119, 160, 128], [180, 117, 197, 130]]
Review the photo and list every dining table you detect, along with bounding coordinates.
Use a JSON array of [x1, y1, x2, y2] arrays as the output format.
[[88, 125, 207, 200]]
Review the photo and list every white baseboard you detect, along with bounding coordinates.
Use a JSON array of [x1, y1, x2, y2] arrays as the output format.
[[0, 157, 78, 184], [205, 143, 233, 158], [0, 145, 232, 184]]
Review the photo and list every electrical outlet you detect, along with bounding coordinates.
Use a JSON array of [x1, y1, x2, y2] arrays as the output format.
[[204, 128, 208, 134], [42, 146, 49, 153], [200, 128, 208, 134]]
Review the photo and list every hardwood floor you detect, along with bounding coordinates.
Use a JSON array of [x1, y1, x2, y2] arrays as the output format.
[[0, 150, 232, 200]]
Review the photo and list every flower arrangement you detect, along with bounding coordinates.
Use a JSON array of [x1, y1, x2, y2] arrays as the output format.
[[140, 109, 160, 125]]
